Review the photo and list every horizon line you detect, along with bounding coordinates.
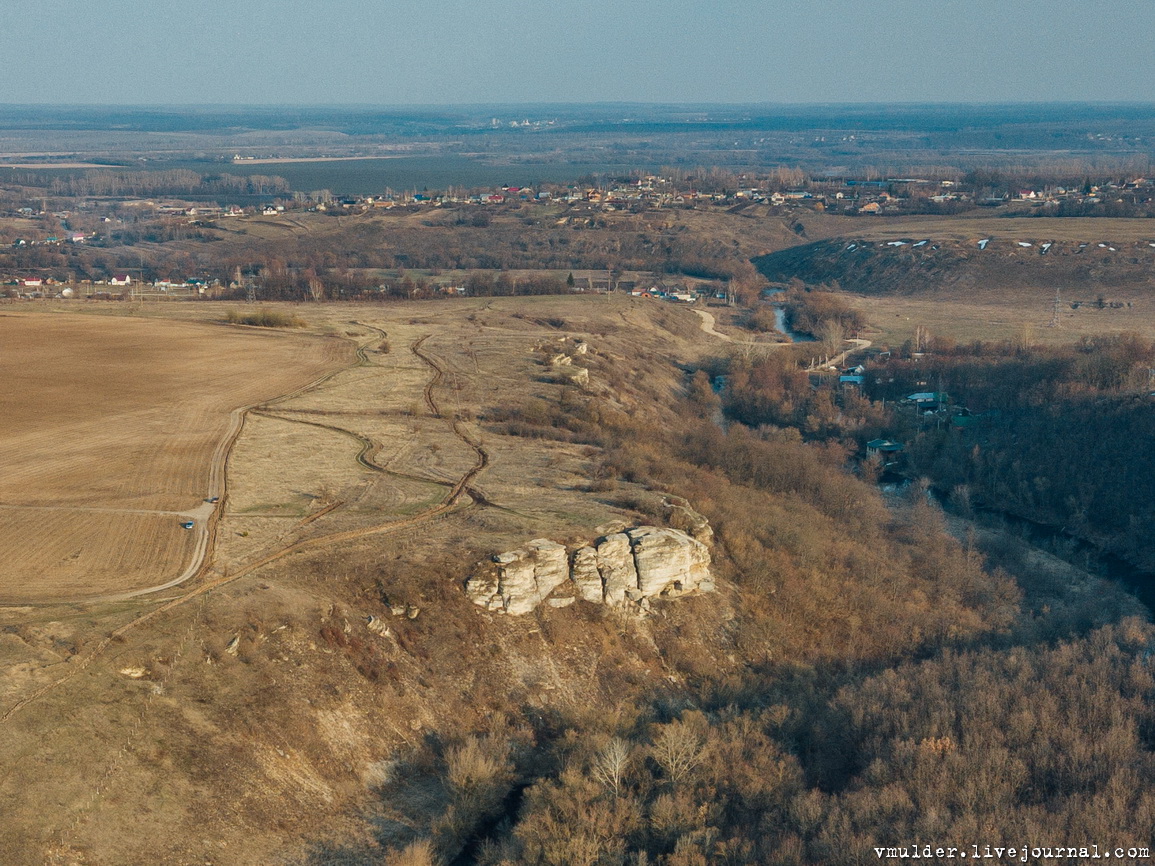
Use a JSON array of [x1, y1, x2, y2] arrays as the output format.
[[2, 100, 1155, 111]]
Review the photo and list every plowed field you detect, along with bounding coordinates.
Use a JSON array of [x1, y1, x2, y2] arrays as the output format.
[[0, 313, 349, 600]]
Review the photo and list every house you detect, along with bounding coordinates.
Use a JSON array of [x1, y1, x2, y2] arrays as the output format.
[[839, 366, 866, 388], [866, 439, 904, 466], [109, 274, 132, 286], [905, 391, 945, 412]]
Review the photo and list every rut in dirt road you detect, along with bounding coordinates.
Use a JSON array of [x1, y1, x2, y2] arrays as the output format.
[[1, 334, 490, 724]]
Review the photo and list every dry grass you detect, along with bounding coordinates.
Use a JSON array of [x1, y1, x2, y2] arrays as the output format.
[[225, 413, 373, 517], [0, 295, 721, 863], [835, 214, 1155, 244], [854, 292, 1155, 348], [0, 312, 349, 600]]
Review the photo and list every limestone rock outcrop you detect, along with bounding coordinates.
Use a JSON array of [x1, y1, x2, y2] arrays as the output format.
[[466, 523, 714, 615], [466, 538, 570, 615], [630, 527, 712, 598], [594, 532, 637, 606], [570, 545, 604, 603], [663, 496, 714, 546]]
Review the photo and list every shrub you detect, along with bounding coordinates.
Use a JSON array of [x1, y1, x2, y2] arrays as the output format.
[[224, 307, 305, 328]]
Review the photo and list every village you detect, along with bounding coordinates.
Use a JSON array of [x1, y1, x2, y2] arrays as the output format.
[[3, 168, 1154, 295]]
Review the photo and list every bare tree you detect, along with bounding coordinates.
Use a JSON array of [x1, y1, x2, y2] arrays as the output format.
[[817, 319, 846, 359], [651, 721, 706, 786], [591, 737, 632, 797]]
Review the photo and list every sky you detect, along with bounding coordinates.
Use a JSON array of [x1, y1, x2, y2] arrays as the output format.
[[6, 0, 1155, 105]]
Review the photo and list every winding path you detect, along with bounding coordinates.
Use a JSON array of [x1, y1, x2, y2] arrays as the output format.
[[693, 307, 871, 362], [1, 333, 490, 724]]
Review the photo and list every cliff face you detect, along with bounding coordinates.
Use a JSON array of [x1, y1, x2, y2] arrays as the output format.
[[466, 526, 714, 615]]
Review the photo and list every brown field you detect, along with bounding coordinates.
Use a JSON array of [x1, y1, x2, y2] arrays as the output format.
[[855, 291, 1155, 347], [0, 313, 350, 601]]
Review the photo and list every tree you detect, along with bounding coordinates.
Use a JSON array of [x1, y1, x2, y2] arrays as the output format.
[[591, 737, 632, 798], [651, 716, 707, 786], [817, 319, 845, 359]]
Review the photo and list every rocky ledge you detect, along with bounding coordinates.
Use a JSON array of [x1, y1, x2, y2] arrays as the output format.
[[466, 525, 714, 615]]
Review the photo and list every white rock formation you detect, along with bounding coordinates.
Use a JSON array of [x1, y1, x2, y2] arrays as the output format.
[[571, 545, 604, 603], [629, 526, 711, 598], [465, 538, 570, 615], [596, 532, 638, 606], [466, 524, 713, 614]]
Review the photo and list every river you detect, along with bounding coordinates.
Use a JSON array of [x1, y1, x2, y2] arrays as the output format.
[[885, 478, 1155, 614]]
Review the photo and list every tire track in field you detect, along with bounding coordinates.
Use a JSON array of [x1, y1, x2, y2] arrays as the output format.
[[66, 322, 388, 604], [0, 329, 366, 609], [248, 409, 453, 489], [411, 335, 491, 505], [1, 334, 490, 725], [81, 326, 376, 604]]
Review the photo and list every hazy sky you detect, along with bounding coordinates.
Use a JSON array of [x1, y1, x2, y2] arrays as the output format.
[[6, 0, 1154, 104]]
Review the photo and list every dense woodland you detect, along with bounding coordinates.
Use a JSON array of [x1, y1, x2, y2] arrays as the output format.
[[863, 335, 1155, 570], [712, 294, 1155, 571]]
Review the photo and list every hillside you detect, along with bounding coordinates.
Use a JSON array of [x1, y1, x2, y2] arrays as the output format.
[[754, 217, 1155, 300], [0, 296, 1151, 865]]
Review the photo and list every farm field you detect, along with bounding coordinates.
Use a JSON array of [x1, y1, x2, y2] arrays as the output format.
[[0, 312, 350, 601], [853, 291, 1155, 347]]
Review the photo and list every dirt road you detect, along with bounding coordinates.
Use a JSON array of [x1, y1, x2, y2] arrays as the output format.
[[693, 308, 871, 361], [693, 309, 782, 346], [1, 332, 490, 724]]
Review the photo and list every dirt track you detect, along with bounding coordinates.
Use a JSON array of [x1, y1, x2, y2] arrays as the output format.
[[0, 314, 347, 603], [693, 307, 870, 360], [1, 332, 490, 724]]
